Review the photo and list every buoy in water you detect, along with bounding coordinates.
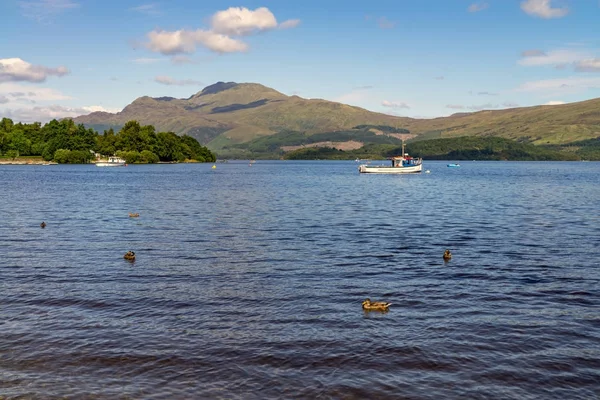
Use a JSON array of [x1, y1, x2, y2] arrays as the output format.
[[211, 165, 216, 169], [425, 170, 431, 174]]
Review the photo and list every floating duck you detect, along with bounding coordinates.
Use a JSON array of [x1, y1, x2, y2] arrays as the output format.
[[123, 251, 136, 261], [443, 249, 452, 261], [362, 298, 391, 311], [40, 221, 46, 228], [129, 213, 140, 218]]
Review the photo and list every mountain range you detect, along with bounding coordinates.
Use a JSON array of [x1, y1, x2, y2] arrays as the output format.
[[72, 81, 600, 154]]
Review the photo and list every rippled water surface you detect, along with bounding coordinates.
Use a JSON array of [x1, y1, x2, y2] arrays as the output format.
[[1, 161, 599, 399]]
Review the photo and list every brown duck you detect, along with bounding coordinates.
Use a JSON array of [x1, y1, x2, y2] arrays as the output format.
[[443, 249, 452, 261], [123, 251, 136, 261], [362, 298, 391, 311]]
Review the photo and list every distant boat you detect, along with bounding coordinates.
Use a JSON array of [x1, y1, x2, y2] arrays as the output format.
[[447, 163, 460, 168], [95, 156, 126, 167], [358, 141, 422, 174]]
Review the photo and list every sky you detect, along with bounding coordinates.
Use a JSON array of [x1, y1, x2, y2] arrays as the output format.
[[1, 0, 599, 122]]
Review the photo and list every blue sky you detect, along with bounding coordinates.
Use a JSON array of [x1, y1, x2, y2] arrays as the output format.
[[1, 0, 599, 122]]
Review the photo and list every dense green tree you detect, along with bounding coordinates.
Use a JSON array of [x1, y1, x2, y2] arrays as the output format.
[[6, 130, 32, 155], [5, 150, 19, 159], [0, 118, 215, 162], [155, 131, 183, 161], [115, 121, 157, 152], [115, 150, 141, 164], [140, 150, 159, 163], [97, 128, 117, 156], [180, 134, 215, 162], [54, 149, 93, 163], [0, 117, 14, 133]]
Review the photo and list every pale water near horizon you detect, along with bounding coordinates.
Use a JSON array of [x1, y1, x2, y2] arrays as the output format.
[[1, 161, 599, 399]]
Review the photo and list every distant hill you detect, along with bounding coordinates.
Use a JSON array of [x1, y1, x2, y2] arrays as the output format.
[[71, 82, 600, 156], [402, 98, 600, 145], [72, 82, 412, 150]]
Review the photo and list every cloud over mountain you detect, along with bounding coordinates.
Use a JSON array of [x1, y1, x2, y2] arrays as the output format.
[[145, 7, 299, 55], [154, 76, 203, 86]]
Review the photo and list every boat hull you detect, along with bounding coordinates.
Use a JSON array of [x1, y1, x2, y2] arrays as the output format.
[[95, 162, 126, 167], [358, 164, 422, 174]]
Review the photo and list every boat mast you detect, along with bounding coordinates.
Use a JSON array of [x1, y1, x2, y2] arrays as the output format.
[[402, 140, 406, 157]]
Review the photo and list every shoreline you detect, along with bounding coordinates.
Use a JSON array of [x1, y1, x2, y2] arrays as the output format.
[[0, 160, 58, 165]]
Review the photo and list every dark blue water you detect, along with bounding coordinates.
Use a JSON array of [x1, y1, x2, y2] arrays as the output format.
[[1, 161, 599, 399]]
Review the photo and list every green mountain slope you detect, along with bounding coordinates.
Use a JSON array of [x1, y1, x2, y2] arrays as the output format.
[[71, 82, 600, 155], [72, 82, 412, 147], [403, 98, 600, 145]]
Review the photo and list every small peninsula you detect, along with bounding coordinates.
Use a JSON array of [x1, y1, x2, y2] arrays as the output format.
[[0, 118, 216, 164]]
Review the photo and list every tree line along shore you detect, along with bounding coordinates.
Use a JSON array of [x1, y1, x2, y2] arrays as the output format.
[[0, 118, 216, 164]]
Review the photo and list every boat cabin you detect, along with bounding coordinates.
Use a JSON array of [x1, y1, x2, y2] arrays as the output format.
[[389, 154, 420, 167]]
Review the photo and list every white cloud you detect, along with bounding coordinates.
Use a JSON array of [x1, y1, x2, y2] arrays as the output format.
[[516, 76, 600, 94], [130, 3, 160, 16], [80, 105, 121, 113], [2, 104, 121, 123], [131, 57, 163, 64], [544, 100, 566, 105], [146, 29, 248, 55], [381, 100, 410, 109], [468, 2, 489, 12], [0, 83, 71, 101], [211, 7, 278, 36], [18, 0, 79, 21], [518, 49, 590, 67], [0, 58, 69, 83], [144, 7, 298, 55], [520, 0, 569, 19], [575, 58, 600, 72], [448, 102, 518, 110], [154, 75, 203, 86], [478, 91, 498, 96], [279, 19, 301, 29], [0, 95, 9, 104]]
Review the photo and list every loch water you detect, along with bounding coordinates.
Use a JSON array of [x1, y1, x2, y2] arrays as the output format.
[[1, 161, 599, 399]]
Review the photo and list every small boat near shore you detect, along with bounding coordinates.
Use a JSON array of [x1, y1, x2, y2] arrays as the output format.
[[358, 141, 422, 174], [447, 163, 460, 168], [95, 156, 126, 167]]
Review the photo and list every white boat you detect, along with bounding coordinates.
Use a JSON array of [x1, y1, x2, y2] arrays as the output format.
[[358, 142, 422, 174], [95, 156, 126, 167]]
